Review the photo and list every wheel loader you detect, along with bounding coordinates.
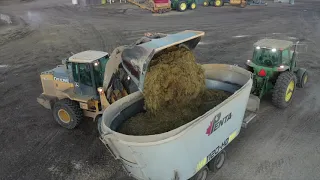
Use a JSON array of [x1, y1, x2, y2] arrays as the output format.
[[245, 39, 308, 109], [37, 30, 205, 129]]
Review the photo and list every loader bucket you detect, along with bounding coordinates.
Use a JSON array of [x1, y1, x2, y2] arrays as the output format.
[[121, 30, 205, 91]]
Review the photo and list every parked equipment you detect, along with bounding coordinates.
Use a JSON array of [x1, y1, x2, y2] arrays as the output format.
[[171, 0, 197, 12], [245, 39, 308, 108], [203, 0, 247, 8], [98, 30, 259, 180], [127, 0, 171, 13]]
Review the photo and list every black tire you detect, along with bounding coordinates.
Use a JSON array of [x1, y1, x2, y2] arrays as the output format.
[[296, 68, 308, 88], [189, 2, 197, 9], [52, 99, 83, 129], [189, 166, 209, 180], [214, 0, 223, 7], [208, 150, 226, 172], [203, 0, 209, 6], [177, 1, 188, 12], [272, 71, 297, 109]]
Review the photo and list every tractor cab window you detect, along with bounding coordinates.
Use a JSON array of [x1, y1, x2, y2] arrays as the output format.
[[93, 56, 109, 87], [253, 48, 280, 67], [281, 49, 290, 65]]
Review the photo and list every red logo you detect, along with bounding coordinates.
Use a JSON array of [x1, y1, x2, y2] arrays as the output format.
[[206, 112, 232, 136]]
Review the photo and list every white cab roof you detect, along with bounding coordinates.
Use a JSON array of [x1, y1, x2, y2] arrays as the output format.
[[68, 50, 108, 63]]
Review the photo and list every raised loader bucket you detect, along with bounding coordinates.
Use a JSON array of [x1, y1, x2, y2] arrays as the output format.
[[121, 30, 205, 91]]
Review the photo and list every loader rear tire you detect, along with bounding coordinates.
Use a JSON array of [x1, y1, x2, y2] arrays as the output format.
[[272, 72, 297, 109], [208, 149, 226, 172], [53, 99, 83, 129], [189, 166, 209, 180]]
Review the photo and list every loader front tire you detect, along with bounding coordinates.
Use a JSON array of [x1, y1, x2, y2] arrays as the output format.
[[272, 72, 297, 109], [53, 99, 83, 129]]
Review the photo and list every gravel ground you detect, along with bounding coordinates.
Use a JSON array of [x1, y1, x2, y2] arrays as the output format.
[[0, 0, 320, 180]]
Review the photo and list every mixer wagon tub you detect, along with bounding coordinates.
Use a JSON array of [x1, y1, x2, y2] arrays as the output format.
[[98, 64, 258, 180]]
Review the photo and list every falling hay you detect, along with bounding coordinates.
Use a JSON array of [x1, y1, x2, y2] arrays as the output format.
[[117, 46, 232, 135], [143, 46, 206, 113]]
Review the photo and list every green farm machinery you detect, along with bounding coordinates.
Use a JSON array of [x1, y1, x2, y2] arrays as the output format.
[[245, 39, 308, 108], [171, 0, 197, 12]]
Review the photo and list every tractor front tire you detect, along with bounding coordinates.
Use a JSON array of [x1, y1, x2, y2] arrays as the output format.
[[296, 68, 308, 88], [272, 72, 297, 109], [214, 0, 223, 7], [53, 99, 83, 129], [189, 2, 197, 9], [203, 0, 209, 6], [177, 1, 188, 12]]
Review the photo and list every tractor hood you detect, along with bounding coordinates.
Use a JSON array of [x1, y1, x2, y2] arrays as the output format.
[[120, 30, 205, 91]]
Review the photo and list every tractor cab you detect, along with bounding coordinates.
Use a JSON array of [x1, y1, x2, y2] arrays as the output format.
[[67, 50, 109, 98], [246, 39, 295, 78]]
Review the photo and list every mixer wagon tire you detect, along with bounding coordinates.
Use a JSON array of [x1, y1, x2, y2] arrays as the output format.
[[203, 0, 209, 6], [208, 150, 226, 172], [52, 99, 83, 129], [272, 72, 297, 109], [177, 1, 188, 11], [189, 166, 209, 180], [296, 68, 308, 88], [214, 0, 223, 7], [189, 2, 197, 9]]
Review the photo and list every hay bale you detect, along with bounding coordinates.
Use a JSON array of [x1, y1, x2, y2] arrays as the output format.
[[143, 47, 206, 113], [118, 89, 231, 135]]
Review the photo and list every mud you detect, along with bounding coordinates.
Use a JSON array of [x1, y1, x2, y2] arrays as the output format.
[[118, 89, 231, 135], [143, 47, 206, 113]]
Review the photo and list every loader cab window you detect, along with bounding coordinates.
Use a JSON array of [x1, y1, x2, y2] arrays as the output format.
[[93, 56, 109, 87], [72, 63, 93, 86], [253, 48, 280, 67]]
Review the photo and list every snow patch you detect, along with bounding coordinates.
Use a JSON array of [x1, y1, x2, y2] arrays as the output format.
[[0, 65, 9, 68], [232, 35, 250, 38]]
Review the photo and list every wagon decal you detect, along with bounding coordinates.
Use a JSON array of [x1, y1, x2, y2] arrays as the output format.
[[206, 112, 232, 136], [196, 130, 238, 171]]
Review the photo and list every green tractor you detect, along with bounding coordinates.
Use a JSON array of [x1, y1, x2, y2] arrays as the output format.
[[171, 0, 197, 12], [245, 39, 308, 108]]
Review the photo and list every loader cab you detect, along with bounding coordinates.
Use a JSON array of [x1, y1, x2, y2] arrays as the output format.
[[68, 50, 109, 98]]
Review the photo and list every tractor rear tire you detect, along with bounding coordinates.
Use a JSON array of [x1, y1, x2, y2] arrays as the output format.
[[53, 99, 83, 129], [189, 2, 197, 9], [189, 166, 209, 180], [214, 0, 223, 7], [272, 71, 297, 109], [296, 68, 308, 88], [177, 1, 188, 12]]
